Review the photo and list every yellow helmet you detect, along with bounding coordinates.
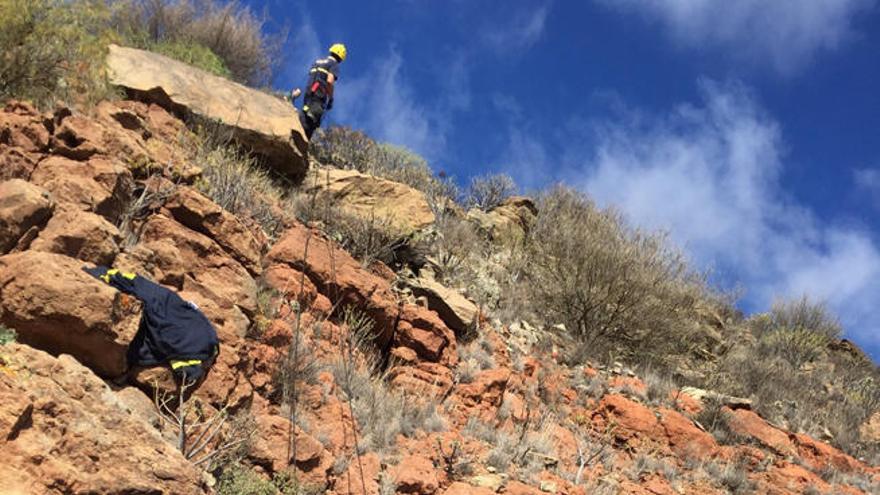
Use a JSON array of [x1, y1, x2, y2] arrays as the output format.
[[329, 43, 347, 62]]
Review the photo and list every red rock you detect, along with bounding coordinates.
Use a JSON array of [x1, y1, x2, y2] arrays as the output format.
[[393, 454, 439, 494], [0, 251, 140, 376], [0, 100, 50, 153], [671, 390, 703, 415], [658, 408, 718, 458], [50, 113, 107, 160], [30, 208, 121, 265], [595, 394, 659, 438], [137, 214, 257, 316], [250, 406, 328, 476], [30, 155, 133, 222], [263, 263, 321, 308], [0, 179, 53, 253], [389, 362, 455, 398], [609, 376, 648, 396], [267, 223, 456, 365], [457, 368, 511, 407], [793, 433, 863, 473], [164, 187, 263, 275], [0, 344, 205, 494], [726, 408, 797, 457], [443, 481, 495, 494], [0, 144, 41, 181], [334, 452, 381, 495]]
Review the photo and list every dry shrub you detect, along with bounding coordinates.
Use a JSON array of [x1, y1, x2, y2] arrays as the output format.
[[113, 0, 282, 85], [310, 126, 457, 211], [464, 172, 517, 211], [705, 300, 880, 459], [192, 128, 292, 238], [754, 296, 842, 368], [293, 193, 405, 267], [0, 0, 118, 108], [514, 185, 710, 366]]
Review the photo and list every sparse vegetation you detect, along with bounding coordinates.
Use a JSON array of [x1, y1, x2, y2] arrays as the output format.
[[464, 172, 517, 211], [113, 0, 282, 86], [192, 126, 292, 238], [511, 185, 711, 367], [310, 126, 457, 211], [0, 0, 118, 108]]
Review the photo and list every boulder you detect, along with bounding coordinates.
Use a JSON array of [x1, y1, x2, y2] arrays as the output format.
[[408, 275, 478, 335], [0, 179, 54, 253], [0, 344, 205, 494], [679, 386, 752, 410], [303, 166, 436, 234], [393, 454, 439, 494], [0, 100, 50, 153], [0, 251, 141, 376], [726, 408, 797, 457], [106, 44, 308, 182], [30, 209, 122, 265], [163, 187, 262, 275], [594, 394, 659, 439], [130, 214, 258, 317], [30, 155, 133, 223], [466, 196, 537, 243]]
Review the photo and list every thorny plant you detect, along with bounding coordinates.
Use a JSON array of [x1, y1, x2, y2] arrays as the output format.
[[153, 379, 255, 469]]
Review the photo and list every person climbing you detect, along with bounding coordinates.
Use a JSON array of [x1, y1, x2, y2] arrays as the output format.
[[83, 266, 219, 385], [290, 43, 347, 139]]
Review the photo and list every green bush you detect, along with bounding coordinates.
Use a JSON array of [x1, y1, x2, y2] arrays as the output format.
[[0, 325, 16, 346], [113, 0, 281, 86], [145, 38, 231, 78], [0, 0, 117, 108]]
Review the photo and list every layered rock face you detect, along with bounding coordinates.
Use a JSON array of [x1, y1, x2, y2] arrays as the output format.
[[106, 44, 309, 182], [0, 344, 205, 494]]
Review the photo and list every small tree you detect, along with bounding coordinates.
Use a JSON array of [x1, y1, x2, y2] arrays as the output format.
[[464, 173, 517, 211]]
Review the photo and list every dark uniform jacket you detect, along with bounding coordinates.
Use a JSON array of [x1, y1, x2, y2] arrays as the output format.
[[84, 266, 219, 381], [305, 55, 340, 111]]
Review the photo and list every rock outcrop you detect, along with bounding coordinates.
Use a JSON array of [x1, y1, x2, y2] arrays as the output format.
[[0, 344, 206, 494], [106, 44, 308, 182], [466, 196, 537, 243], [407, 274, 479, 335], [303, 165, 436, 234], [0, 251, 141, 376], [0, 179, 54, 253]]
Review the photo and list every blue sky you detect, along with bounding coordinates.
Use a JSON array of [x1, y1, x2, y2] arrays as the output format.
[[248, 0, 880, 360]]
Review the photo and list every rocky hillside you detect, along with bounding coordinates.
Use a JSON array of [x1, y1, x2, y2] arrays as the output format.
[[1, 47, 879, 495]]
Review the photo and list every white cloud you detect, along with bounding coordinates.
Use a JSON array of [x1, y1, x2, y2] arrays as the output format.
[[281, 13, 323, 87], [333, 49, 448, 160], [569, 80, 880, 350], [598, 0, 875, 73], [482, 4, 551, 52]]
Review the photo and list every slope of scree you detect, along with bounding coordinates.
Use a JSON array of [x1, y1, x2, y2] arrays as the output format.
[[0, 96, 878, 495]]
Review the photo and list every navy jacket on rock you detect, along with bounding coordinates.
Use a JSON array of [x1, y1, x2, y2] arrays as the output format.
[[84, 266, 219, 374]]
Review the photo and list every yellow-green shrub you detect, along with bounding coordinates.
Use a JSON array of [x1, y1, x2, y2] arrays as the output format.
[[0, 0, 117, 108], [145, 39, 231, 78]]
